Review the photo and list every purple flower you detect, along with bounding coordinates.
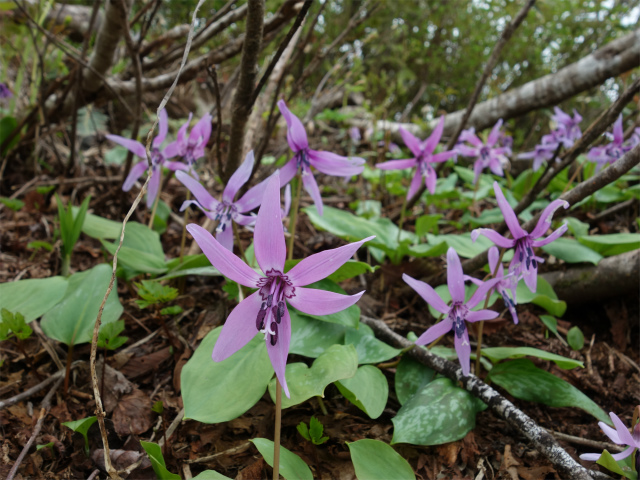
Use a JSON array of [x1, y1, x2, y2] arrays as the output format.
[[277, 100, 366, 216], [471, 182, 568, 293], [376, 116, 457, 199], [518, 143, 558, 172], [551, 107, 582, 148], [165, 113, 212, 171], [177, 151, 270, 251], [587, 115, 635, 172], [403, 247, 500, 376], [186, 172, 372, 397], [0, 83, 12, 99], [580, 412, 640, 462], [349, 126, 361, 143], [108, 109, 187, 208], [457, 120, 511, 184]]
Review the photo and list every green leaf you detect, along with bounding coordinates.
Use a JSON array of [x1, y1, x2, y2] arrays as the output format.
[[486, 359, 611, 425], [62, 416, 97, 455], [135, 280, 178, 308], [289, 279, 360, 328], [27, 241, 54, 252], [564, 217, 590, 238], [268, 344, 358, 409], [336, 365, 389, 419], [394, 355, 436, 405], [427, 233, 496, 258], [0, 196, 24, 211], [76, 210, 123, 239], [140, 441, 181, 480], [1, 309, 32, 340], [578, 233, 640, 257], [297, 422, 311, 441], [0, 116, 19, 155], [481, 347, 583, 369], [289, 312, 346, 358], [36, 442, 54, 451], [160, 305, 183, 316], [391, 378, 485, 446], [541, 237, 603, 264], [344, 323, 401, 364], [327, 260, 378, 283], [596, 450, 637, 480], [539, 314, 566, 344], [41, 264, 123, 346], [250, 438, 313, 480], [182, 327, 274, 423], [415, 214, 442, 236], [567, 326, 585, 350], [191, 471, 233, 480], [308, 416, 329, 444], [516, 277, 566, 317], [102, 222, 167, 278], [348, 439, 416, 480]]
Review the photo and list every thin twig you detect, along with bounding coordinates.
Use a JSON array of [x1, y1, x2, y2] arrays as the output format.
[[186, 442, 252, 464], [549, 430, 624, 453]]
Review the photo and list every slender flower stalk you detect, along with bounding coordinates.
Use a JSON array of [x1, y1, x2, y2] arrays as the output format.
[[177, 151, 270, 251], [277, 100, 366, 216], [457, 120, 511, 184], [471, 181, 569, 293], [580, 412, 639, 462], [186, 172, 373, 396], [376, 116, 457, 199], [403, 247, 500, 376]]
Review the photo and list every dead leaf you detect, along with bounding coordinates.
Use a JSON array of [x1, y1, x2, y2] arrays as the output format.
[[500, 445, 520, 480], [236, 457, 264, 480], [517, 465, 555, 480], [173, 350, 192, 393], [92, 448, 151, 471], [120, 347, 172, 379], [96, 360, 134, 414], [112, 388, 153, 436], [437, 441, 462, 467]]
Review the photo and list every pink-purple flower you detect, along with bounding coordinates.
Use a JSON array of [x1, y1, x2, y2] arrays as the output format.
[[165, 113, 212, 171], [177, 151, 270, 251], [0, 83, 12, 99], [376, 116, 457, 199], [277, 100, 366, 216], [108, 109, 188, 208], [518, 143, 558, 172], [551, 107, 582, 148], [186, 172, 372, 397], [587, 115, 637, 172], [403, 247, 500, 376], [580, 412, 639, 462], [457, 120, 510, 184], [471, 182, 568, 293]]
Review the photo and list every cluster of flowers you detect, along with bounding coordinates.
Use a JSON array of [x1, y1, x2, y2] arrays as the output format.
[[586, 114, 640, 172]]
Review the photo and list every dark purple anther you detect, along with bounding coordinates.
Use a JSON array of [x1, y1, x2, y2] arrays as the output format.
[[531, 258, 537, 269], [278, 301, 285, 319], [454, 316, 465, 338], [256, 305, 267, 330], [267, 294, 273, 307], [526, 257, 531, 269], [270, 322, 278, 346]]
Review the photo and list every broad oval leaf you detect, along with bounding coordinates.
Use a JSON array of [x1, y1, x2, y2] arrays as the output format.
[[0, 276, 68, 322], [289, 311, 346, 358], [41, 264, 123, 346], [596, 450, 638, 480], [577, 233, 640, 257], [250, 438, 313, 480], [101, 222, 167, 278], [182, 327, 274, 423], [541, 237, 602, 265], [395, 355, 435, 405], [348, 439, 415, 480], [336, 365, 389, 419], [392, 378, 484, 446], [268, 344, 358, 409], [481, 347, 583, 369], [516, 277, 566, 317], [344, 323, 401, 364], [486, 359, 611, 425], [192, 471, 233, 480], [140, 441, 181, 480]]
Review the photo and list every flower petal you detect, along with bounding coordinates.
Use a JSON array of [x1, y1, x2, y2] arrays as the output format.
[[447, 247, 466, 304], [254, 172, 286, 273], [612, 115, 624, 144], [430, 150, 457, 163], [146, 167, 161, 208], [494, 182, 526, 239], [460, 128, 483, 147], [308, 150, 365, 177], [106, 134, 147, 159], [278, 158, 299, 187], [191, 113, 212, 146], [415, 318, 453, 346], [399, 127, 422, 157], [531, 223, 568, 247], [153, 109, 168, 148], [212, 291, 262, 362], [266, 306, 292, 398], [454, 328, 472, 376], [425, 168, 437, 194], [467, 277, 501, 308], [302, 168, 324, 216], [578, 453, 602, 461], [223, 150, 254, 203], [466, 309, 499, 322], [529, 199, 569, 239], [288, 236, 375, 287], [488, 246, 499, 273], [610, 446, 636, 461], [186, 223, 262, 286], [522, 265, 538, 292], [407, 169, 423, 201], [163, 140, 181, 159], [610, 413, 635, 446], [471, 228, 515, 248], [235, 175, 271, 213], [215, 222, 235, 251], [287, 287, 364, 316], [599, 421, 622, 444], [375, 158, 417, 170], [278, 100, 308, 151], [457, 145, 480, 157], [123, 161, 149, 192], [402, 274, 449, 314], [176, 170, 219, 211], [164, 161, 189, 172], [473, 159, 484, 184], [487, 119, 503, 147], [423, 116, 445, 155]]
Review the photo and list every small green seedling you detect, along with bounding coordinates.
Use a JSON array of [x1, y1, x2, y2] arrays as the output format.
[[135, 280, 179, 309], [140, 441, 181, 480], [36, 442, 55, 453], [97, 320, 128, 350], [0, 309, 33, 341], [56, 194, 91, 276], [567, 326, 585, 351], [0, 197, 24, 212], [297, 416, 329, 445], [63, 416, 97, 455]]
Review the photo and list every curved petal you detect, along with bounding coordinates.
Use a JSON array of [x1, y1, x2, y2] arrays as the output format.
[[215, 222, 235, 251], [235, 175, 271, 213], [186, 223, 262, 286], [612, 115, 624, 144], [415, 318, 453, 346], [191, 113, 212, 145], [153, 108, 168, 148], [234, 213, 256, 227], [177, 113, 193, 145], [211, 291, 262, 362], [266, 306, 292, 398], [176, 170, 219, 211], [454, 328, 472, 376], [146, 167, 161, 208], [457, 145, 480, 157], [224, 150, 254, 203], [610, 446, 636, 461], [460, 128, 483, 147], [494, 182, 526, 239], [522, 265, 538, 293], [473, 159, 484, 185], [466, 309, 499, 322], [489, 157, 504, 177], [487, 119, 503, 147], [425, 168, 437, 194], [488, 246, 500, 273], [430, 150, 457, 163], [402, 274, 449, 314], [254, 173, 286, 273], [406, 169, 423, 201], [532, 223, 568, 247], [164, 161, 189, 172], [278, 100, 308, 151], [283, 184, 291, 217], [106, 134, 147, 159], [423, 116, 445, 155], [599, 422, 622, 445], [399, 127, 422, 157], [163, 140, 181, 159], [446, 247, 466, 303], [471, 228, 515, 248], [288, 287, 364, 316], [308, 150, 365, 177], [375, 158, 417, 170], [278, 158, 299, 187], [610, 413, 635, 446], [529, 199, 570, 239], [288, 236, 375, 287], [578, 453, 602, 461], [123, 161, 149, 191], [302, 169, 323, 216], [467, 277, 501, 308]]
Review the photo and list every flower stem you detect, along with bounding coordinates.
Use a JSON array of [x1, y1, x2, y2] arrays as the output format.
[[273, 378, 282, 480], [286, 175, 303, 261], [147, 169, 163, 229], [396, 194, 409, 242], [61, 253, 71, 277], [316, 396, 328, 416], [179, 191, 191, 264]]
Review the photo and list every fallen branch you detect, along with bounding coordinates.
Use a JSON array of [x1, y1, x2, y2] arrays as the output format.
[[361, 315, 610, 480]]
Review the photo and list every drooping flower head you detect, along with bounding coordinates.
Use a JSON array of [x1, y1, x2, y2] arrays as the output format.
[[376, 116, 457, 199], [107, 109, 188, 208], [165, 113, 212, 171], [471, 182, 569, 293], [0, 83, 12, 99], [277, 100, 366, 216], [457, 119, 511, 184], [186, 172, 373, 397], [403, 247, 500, 376], [580, 412, 640, 462], [551, 107, 582, 148], [587, 115, 636, 172], [177, 151, 270, 251], [518, 143, 558, 172]]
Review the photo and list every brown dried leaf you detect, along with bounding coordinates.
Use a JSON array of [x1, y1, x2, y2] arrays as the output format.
[[120, 347, 171, 379], [92, 448, 151, 472], [436, 441, 462, 468], [236, 457, 264, 480], [96, 360, 134, 414], [112, 389, 153, 436]]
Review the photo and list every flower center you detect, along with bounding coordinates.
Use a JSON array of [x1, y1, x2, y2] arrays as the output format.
[[255, 270, 295, 346], [480, 146, 490, 161], [295, 150, 311, 170], [214, 203, 238, 233], [449, 303, 470, 340], [151, 148, 164, 168], [514, 237, 537, 271]]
